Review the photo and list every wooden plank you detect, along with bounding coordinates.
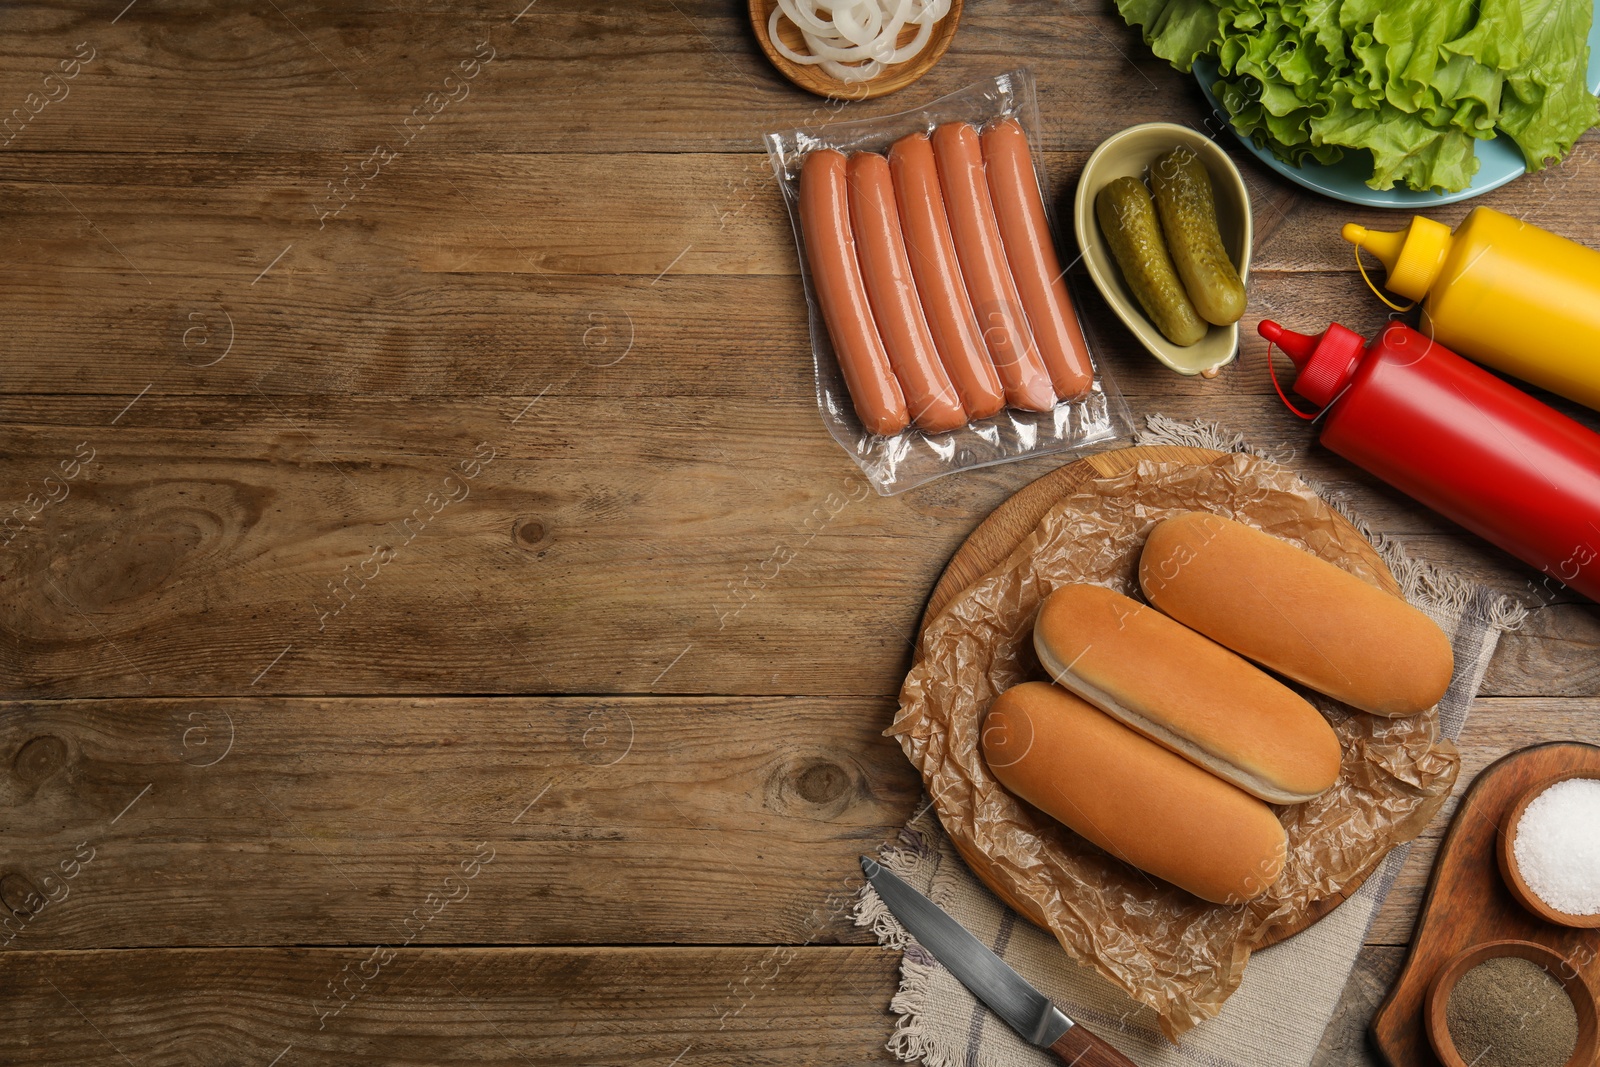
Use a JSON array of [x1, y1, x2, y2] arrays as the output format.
[[0, 390, 1001, 698], [3, 148, 1597, 279], [0, 695, 916, 949], [0, 392, 1588, 697], [0, 710, 1580, 1062], [0, 152, 783, 278], [0, 150, 1075, 278], [0, 268, 1511, 400], [0, 945, 902, 1064], [0, 389, 1547, 586], [1486, 604, 1600, 697], [2, 697, 1579, 953], [0, 3, 1211, 155], [0, 701, 1581, 1060]]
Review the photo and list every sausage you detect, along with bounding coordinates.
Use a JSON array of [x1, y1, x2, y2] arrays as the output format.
[[931, 122, 1056, 412], [798, 150, 910, 436], [844, 152, 968, 433], [981, 118, 1096, 400], [888, 133, 1006, 420]]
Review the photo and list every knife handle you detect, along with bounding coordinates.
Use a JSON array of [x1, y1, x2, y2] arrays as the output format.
[[1049, 1023, 1139, 1067]]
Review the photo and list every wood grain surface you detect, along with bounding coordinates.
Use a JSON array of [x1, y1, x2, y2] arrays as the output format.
[[0, 945, 904, 1065], [1, 1, 1597, 1064]]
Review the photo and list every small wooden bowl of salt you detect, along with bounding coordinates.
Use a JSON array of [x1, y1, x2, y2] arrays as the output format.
[[1499, 771, 1600, 929]]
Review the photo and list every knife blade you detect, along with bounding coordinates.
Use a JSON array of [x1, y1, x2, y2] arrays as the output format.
[[861, 856, 1139, 1067]]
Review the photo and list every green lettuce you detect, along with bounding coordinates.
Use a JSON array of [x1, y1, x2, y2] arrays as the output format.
[[1499, 0, 1599, 167], [1116, 0, 1598, 192]]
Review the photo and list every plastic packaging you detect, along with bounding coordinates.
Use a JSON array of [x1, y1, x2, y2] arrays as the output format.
[[767, 70, 1132, 495], [1344, 209, 1600, 412], [1263, 318, 1600, 602]]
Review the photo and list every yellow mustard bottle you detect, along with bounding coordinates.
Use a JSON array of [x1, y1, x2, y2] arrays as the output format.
[[1343, 209, 1600, 412]]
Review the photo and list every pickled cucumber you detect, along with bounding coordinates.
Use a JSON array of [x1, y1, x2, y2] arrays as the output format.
[[1150, 146, 1246, 326], [1096, 176, 1208, 347]]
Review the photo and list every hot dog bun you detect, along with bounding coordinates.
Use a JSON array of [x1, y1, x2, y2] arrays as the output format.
[[982, 681, 1287, 904], [1139, 512, 1454, 717], [1034, 583, 1341, 804]]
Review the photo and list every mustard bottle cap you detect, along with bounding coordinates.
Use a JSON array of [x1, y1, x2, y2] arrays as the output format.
[[1341, 217, 1453, 302]]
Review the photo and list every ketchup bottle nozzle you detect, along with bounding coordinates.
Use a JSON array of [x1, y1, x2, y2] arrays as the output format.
[[1259, 320, 1321, 369], [1258, 319, 1369, 409]]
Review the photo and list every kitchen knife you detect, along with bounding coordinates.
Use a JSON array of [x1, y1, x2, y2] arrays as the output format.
[[861, 856, 1139, 1067]]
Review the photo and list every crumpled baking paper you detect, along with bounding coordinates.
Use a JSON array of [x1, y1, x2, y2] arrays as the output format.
[[890, 454, 1459, 1038]]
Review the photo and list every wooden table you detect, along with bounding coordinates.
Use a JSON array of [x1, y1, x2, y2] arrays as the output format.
[[1, 3, 1595, 1064]]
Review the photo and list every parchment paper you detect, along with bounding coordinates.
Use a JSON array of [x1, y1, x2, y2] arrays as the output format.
[[889, 454, 1459, 1038]]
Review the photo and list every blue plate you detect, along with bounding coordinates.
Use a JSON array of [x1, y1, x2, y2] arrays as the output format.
[[1193, 4, 1600, 207]]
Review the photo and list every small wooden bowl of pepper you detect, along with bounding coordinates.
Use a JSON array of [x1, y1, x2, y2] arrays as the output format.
[[1425, 940, 1598, 1067]]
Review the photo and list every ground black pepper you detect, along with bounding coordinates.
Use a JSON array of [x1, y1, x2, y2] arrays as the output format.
[[1444, 955, 1578, 1067]]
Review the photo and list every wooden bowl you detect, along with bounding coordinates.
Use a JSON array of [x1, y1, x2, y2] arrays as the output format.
[[1424, 939, 1599, 1067], [748, 0, 962, 100], [1072, 122, 1252, 378], [1499, 771, 1600, 929]]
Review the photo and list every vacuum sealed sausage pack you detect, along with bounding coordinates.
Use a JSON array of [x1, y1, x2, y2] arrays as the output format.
[[767, 70, 1132, 495]]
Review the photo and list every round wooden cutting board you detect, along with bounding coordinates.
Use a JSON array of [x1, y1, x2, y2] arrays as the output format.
[[918, 444, 1403, 949]]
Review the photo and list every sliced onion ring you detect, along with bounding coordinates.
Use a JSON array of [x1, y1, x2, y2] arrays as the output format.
[[769, 0, 945, 83]]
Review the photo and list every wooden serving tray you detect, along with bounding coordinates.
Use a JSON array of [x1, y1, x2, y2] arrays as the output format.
[[1371, 742, 1600, 1067], [918, 444, 1402, 949]]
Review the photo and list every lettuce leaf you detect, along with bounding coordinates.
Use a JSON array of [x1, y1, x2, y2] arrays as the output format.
[[1115, 0, 1221, 71], [1499, 0, 1600, 168], [1116, 0, 1598, 192]]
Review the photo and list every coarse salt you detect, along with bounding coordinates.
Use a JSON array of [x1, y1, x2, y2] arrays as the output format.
[[1512, 776, 1600, 916]]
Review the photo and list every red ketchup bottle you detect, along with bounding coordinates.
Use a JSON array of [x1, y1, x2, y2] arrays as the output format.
[[1260, 319, 1600, 602]]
